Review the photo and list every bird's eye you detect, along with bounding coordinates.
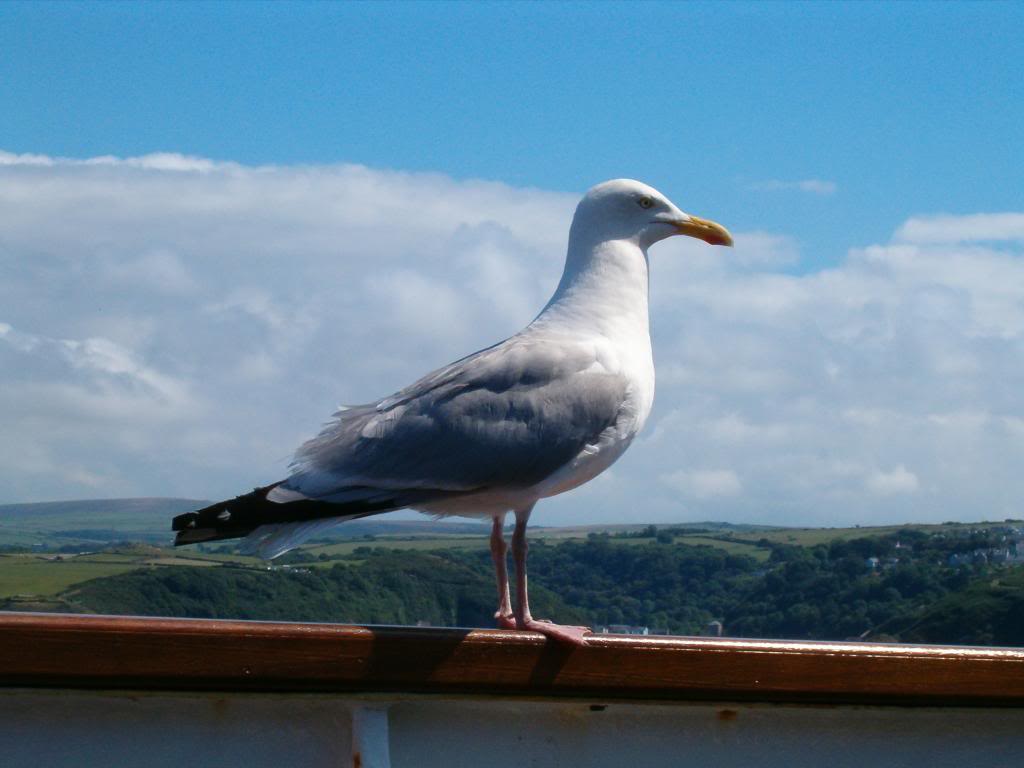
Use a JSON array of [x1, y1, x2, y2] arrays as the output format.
[[638, 197, 654, 209]]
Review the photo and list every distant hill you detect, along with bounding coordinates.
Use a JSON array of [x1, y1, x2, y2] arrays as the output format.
[[0, 497, 773, 550], [0, 498, 206, 546], [0, 497, 206, 525], [3, 495, 1013, 555]]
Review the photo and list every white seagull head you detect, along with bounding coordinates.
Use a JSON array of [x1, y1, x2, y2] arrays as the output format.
[[572, 178, 733, 251]]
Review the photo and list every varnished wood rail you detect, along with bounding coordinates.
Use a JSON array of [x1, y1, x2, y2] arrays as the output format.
[[3, 612, 1024, 706]]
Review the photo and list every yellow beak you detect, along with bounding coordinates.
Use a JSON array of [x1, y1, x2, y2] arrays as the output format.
[[674, 215, 734, 247]]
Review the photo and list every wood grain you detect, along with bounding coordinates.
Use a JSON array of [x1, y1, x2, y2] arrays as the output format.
[[3, 612, 1024, 706]]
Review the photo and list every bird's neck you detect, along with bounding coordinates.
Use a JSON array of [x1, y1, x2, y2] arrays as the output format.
[[532, 235, 651, 342]]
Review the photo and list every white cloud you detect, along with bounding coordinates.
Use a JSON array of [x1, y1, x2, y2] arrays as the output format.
[[629, 208, 1024, 525], [0, 151, 575, 503], [748, 179, 837, 196], [0, 150, 54, 166], [661, 469, 743, 499], [865, 466, 919, 496], [895, 213, 1024, 244], [731, 232, 801, 269], [99, 249, 198, 295], [0, 325, 196, 420], [101, 152, 223, 173], [1, 151, 1023, 528], [0, 149, 227, 172]]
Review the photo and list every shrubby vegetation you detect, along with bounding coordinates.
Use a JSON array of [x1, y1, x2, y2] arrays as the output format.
[[60, 524, 1024, 645], [69, 550, 582, 628]]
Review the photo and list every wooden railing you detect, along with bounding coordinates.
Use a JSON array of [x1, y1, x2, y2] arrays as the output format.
[[4, 612, 1024, 706]]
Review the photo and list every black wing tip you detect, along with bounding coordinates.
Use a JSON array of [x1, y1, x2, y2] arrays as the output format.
[[174, 526, 251, 546], [171, 511, 199, 532], [169, 481, 409, 547], [170, 482, 284, 543]]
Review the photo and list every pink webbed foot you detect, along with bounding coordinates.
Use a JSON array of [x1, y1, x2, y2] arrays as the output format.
[[495, 612, 517, 630], [518, 618, 591, 646]]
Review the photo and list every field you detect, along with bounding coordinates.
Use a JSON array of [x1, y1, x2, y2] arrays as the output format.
[[0, 547, 262, 600], [0, 555, 140, 599], [300, 535, 491, 559], [671, 535, 770, 561]]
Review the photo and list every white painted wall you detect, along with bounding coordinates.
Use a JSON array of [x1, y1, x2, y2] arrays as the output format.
[[3, 689, 1024, 768]]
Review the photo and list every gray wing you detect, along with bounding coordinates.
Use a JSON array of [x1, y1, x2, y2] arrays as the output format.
[[279, 335, 629, 500]]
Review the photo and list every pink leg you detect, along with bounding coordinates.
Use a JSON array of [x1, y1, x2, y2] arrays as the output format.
[[511, 506, 590, 646], [490, 514, 515, 629]]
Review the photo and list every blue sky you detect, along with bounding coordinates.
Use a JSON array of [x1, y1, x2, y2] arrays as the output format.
[[3, 2, 1021, 266], [2, 2, 1024, 526]]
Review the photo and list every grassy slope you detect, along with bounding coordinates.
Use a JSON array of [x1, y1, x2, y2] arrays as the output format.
[[0, 556, 139, 599], [0, 546, 262, 599], [672, 535, 770, 561]]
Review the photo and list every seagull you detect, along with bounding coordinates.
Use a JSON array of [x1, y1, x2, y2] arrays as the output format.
[[173, 179, 732, 644]]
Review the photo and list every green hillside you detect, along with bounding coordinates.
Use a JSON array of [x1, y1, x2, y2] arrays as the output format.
[[877, 569, 1024, 646]]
